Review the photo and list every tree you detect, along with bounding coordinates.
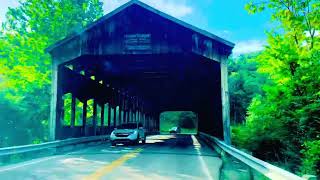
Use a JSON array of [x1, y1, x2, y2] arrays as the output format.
[[233, 0, 320, 175], [228, 53, 270, 124], [178, 112, 197, 129], [0, 0, 103, 146]]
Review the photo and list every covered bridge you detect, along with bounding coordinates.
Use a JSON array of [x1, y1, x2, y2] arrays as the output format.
[[46, 0, 234, 144]]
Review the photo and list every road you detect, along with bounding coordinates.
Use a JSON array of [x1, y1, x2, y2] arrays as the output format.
[[0, 135, 222, 180]]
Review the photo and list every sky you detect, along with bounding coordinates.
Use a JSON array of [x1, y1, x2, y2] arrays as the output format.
[[0, 0, 272, 56]]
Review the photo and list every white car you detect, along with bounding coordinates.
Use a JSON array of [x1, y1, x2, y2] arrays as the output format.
[[169, 127, 181, 134], [110, 122, 146, 146]]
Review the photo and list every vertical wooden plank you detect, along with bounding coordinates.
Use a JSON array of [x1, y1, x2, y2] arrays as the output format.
[[113, 106, 117, 127], [108, 103, 111, 127], [100, 104, 105, 128], [146, 115, 149, 131], [123, 95, 127, 123], [220, 57, 231, 145], [131, 110, 134, 122], [82, 100, 87, 136], [143, 113, 145, 128], [101, 104, 105, 133], [49, 62, 58, 141], [71, 94, 76, 128], [93, 100, 97, 136], [56, 92, 63, 140], [118, 92, 122, 125]]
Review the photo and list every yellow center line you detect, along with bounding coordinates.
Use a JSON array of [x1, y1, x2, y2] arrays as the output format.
[[83, 148, 143, 180]]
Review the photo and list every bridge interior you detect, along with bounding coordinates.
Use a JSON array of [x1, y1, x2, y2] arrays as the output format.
[[57, 53, 222, 139]]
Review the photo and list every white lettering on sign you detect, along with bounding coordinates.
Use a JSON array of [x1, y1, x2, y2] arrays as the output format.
[[124, 34, 152, 52]]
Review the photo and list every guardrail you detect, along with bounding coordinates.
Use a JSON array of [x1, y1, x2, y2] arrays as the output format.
[[0, 135, 109, 165], [199, 132, 303, 180]]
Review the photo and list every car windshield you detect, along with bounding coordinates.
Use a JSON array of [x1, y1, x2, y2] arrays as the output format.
[[117, 123, 137, 129]]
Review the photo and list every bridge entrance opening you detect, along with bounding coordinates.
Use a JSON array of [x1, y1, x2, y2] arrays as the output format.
[[160, 111, 198, 134]]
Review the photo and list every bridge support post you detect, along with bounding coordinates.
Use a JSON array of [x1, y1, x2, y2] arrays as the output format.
[[220, 56, 231, 145], [123, 94, 127, 123], [113, 106, 117, 127], [142, 113, 146, 128], [101, 104, 105, 134], [82, 100, 87, 136], [118, 92, 122, 125], [128, 111, 130, 122], [93, 100, 97, 136], [49, 62, 59, 141], [148, 115, 150, 132], [108, 103, 111, 127], [71, 94, 76, 128]]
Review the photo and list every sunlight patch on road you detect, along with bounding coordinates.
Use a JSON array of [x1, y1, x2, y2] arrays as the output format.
[[148, 135, 176, 140], [146, 135, 176, 144], [191, 135, 214, 180], [61, 158, 106, 167], [101, 148, 136, 153], [83, 148, 143, 180]]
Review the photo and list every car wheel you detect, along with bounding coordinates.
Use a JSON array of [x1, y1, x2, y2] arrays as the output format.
[[135, 136, 140, 145], [142, 138, 146, 144]]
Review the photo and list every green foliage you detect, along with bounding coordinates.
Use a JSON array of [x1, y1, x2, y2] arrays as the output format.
[[228, 53, 270, 124], [178, 112, 197, 129], [63, 93, 72, 126], [75, 99, 84, 126], [0, 0, 103, 147], [232, 0, 320, 175], [300, 140, 320, 176], [86, 99, 94, 126]]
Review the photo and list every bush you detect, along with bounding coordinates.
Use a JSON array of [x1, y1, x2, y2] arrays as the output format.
[[300, 140, 320, 176]]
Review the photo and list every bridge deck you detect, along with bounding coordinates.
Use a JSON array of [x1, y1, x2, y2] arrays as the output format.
[[0, 135, 222, 180]]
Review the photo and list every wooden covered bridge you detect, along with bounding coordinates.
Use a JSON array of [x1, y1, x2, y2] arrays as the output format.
[[46, 0, 234, 144]]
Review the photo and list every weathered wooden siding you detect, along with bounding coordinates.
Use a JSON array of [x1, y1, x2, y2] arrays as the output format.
[[50, 4, 231, 65]]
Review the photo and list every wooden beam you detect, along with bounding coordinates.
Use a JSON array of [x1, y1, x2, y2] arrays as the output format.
[[71, 95, 76, 127], [101, 104, 105, 127], [49, 62, 59, 141], [93, 100, 97, 135], [82, 100, 87, 136], [220, 57, 231, 145], [123, 95, 127, 123], [118, 92, 122, 125], [113, 106, 117, 127], [108, 103, 111, 127]]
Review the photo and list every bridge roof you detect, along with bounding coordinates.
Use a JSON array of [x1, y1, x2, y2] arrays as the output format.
[[46, 0, 234, 53]]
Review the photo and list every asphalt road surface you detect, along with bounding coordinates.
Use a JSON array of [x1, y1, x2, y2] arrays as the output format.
[[0, 135, 223, 180]]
